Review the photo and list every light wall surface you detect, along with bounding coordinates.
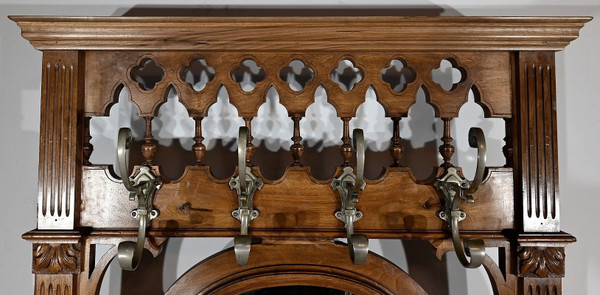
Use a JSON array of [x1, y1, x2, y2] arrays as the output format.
[[0, 2, 598, 294]]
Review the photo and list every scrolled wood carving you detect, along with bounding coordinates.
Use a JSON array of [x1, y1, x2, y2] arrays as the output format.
[[33, 243, 80, 274], [518, 247, 565, 278]]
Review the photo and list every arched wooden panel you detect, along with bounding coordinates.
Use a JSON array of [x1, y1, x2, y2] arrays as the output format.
[[166, 243, 428, 295]]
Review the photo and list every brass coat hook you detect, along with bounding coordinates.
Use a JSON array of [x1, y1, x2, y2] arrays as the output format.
[[332, 129, 368, 265], [116, 128, 162, 271], [435, 127, 487, 268], [229, 126, 263, 265]]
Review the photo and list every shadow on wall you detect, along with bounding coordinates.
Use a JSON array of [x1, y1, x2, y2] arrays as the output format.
[[86, 5, 506, 295]]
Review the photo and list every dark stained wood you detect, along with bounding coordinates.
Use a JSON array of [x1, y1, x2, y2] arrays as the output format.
[[142, 117, 156, 165], [390, 117, 403, 167], [244, 117, 256, 166], [192, 117, 206, 165], [290, 117, 303, 167], [340, 118, 352, 167], [503, 118, 514, 168], [439, 118, 454, 168], [82, 117, 93, 166]]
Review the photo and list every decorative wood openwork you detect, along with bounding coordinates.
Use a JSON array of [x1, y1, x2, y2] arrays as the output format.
[[11, 15, 590, 294]]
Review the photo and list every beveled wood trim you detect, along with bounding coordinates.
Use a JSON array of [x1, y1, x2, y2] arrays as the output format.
[[10, 16, 591, 51]]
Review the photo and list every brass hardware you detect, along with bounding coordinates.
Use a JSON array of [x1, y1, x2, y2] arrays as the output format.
[[116, 128, 162, 271], [332, 129, 368, 265], [229, 126, 263, 265], [435, 127, 487, 268]]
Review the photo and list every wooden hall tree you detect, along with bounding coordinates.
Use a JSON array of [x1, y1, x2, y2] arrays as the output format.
[[10, 15, 590, 294]]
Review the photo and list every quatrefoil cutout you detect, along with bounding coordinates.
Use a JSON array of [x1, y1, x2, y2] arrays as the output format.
[[431, 59, 466, 91], [181, 58, 215, 91], [330, 59, 364, 91], [130, 58, 165, 91], [381, 59, 416, 92], [231, 59, 266, 92], [279, 59, 314, 91]]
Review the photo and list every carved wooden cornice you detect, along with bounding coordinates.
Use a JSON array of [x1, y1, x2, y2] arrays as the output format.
[[10, 16, 591, 51]]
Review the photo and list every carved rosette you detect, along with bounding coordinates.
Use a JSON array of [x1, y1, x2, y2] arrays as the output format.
[[518, 247, 565, 278], [33, 243, 81, 274]]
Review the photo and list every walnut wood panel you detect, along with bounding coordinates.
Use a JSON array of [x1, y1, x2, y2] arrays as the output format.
[[80, 165, 513, 233], [84, 51, 511, 118], [38, 51, 83, 229], [165, 242, 427, 295], [515, 52, 560, 232], [11, 16, 590, 51]]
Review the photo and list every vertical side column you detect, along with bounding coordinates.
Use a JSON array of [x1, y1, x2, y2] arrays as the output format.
[[515, 51, 560, 232], [37, 51, 84, 229], [515, 52, 572, 294], [24, 231, 85, 295]]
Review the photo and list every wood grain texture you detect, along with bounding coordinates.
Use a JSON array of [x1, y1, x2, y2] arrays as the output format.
[[10, 16, 591, 51], [38, 51, 83, 229], [80, 166, 514, 234], [165, 242, 427, 295], [515, 52, 560, 232]]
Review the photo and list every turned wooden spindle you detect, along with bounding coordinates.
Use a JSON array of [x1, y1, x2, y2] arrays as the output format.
[[291, 116, 304, 167], [243, 117, 255, 166], [503, 118, 513, 167], [439, 117, 455, 168], [82, 116, 93, 165], [192, 117, 206, 165], [340, 117, 353, 167], [390, 117, 404, 167], [142, 117, 157, 165]]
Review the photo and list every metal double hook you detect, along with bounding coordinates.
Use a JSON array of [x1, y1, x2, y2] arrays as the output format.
[[332, 129, 368, 265], [435, 127, 487, 268], [229, 126, 263, 265], [116, 128, 162, 271]]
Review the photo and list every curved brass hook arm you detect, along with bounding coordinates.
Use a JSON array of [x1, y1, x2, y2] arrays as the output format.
[[435, 127, 487, 269], [450, 191, 485, 268], [333, 128, 368, 265], [229, 126, 263, 265], [116, 128, 161, 271], [465, 127, 486, 195]]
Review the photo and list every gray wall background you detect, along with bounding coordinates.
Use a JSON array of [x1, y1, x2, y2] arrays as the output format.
[[1, 1, 598, 294]]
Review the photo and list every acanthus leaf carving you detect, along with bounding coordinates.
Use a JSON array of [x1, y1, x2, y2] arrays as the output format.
[[518, 247, 565, 278], [33, 243, 80, 274]]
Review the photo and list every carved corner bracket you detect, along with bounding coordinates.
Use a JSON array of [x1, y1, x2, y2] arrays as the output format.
[[32, 243, 81, 274], [518, 247, 565, 278]]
